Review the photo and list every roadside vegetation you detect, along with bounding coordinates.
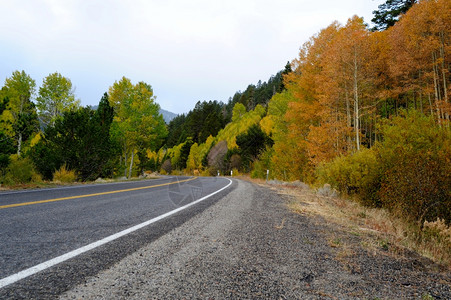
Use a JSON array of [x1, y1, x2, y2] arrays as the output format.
[[0, 0, 449, 265], [284, 180, 451, 269], [148, 0, 451, 267], [0, 74, 166, 188]]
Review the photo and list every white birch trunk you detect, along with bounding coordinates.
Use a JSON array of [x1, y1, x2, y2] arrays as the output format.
[[124, 145, 128, 178], [128, 149, 134, 179], [432, 52, 442, 125], [17, 132, 22, 157], [439, 34, 449, 122], [353, 50, 360, 151]]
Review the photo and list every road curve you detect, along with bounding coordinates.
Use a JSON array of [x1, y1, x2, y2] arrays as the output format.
[[60, 179, 451, 300], [0, 176, 234, 299]]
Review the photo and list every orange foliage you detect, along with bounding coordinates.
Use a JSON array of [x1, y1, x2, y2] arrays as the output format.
[[273, 0, 450, 183], [387, 0, 450, 122]]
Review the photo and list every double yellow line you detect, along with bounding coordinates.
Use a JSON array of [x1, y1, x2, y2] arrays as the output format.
[[0, 177, 197, 210]]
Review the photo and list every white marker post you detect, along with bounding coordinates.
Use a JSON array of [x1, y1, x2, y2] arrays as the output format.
[[230, 170, 233, 176], [266, 169, 269, 182]]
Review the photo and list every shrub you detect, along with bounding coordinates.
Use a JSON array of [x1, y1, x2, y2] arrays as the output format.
[[422, 219, 451, 264], [53, 164, 77, 183], [2, 155, 41, 185], [29, 140, 62, 180], [171, 169, 183, 176], [316, 148, 381, 207], [0, 132, 15, 173], [205, 166, 220, 176], [378, 110, 451, 225], [317, 110, 451, 225], [251, 146, 274, 179], [271, 138, 309, 182]]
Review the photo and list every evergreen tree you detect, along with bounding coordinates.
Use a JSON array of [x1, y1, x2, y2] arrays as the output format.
[[236, 124, 273, 171], [178, 137, 194, 170], [31, 95, 117, 181], [166, 100, 226, 147], [165, 114, 187, 147], [94, 93, 117, 178], [371, 0, 417, 31], [279, 61, 292, 92], [96, 93, 114, 128], [223, 63, 292, 118]]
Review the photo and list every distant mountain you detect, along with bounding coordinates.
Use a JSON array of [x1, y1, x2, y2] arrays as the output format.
[[90, 105, 177, 124], [160, 108, 177, 123]]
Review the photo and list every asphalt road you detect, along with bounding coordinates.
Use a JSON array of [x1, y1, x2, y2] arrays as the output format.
[[60, 179, 451, 300], [0, 176, 234, 299]]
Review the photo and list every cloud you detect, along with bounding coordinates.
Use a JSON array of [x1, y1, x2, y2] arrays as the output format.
[[0, 0, 385, 114]]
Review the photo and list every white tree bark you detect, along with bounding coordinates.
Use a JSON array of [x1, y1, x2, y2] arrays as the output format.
[[353, 50, 360, 151], [128, 149, 135, 179], [17, 132, 22, 157]]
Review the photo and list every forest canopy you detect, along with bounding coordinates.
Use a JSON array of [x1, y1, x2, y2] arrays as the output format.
[[0, 0, 449, 227]]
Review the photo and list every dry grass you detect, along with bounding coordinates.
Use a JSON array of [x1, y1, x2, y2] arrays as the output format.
[[242, 176, 451, 270], [421, 219, 451, 265], [275, 218, 286, 230], [53, 165, 77, 183]]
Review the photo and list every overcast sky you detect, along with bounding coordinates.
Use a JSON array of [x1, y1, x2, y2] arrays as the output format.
[[1, 0, 384, 114]]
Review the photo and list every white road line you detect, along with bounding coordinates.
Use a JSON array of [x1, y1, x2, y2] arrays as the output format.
[[0, 178, 233, 289]]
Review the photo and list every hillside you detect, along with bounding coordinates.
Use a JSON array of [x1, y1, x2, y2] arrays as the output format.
[[159, 109, 177, 124]]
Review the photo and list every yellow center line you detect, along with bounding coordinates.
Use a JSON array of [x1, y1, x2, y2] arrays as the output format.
[[0, 177, 197, 210]]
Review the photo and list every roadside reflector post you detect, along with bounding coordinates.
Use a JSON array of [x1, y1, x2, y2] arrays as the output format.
[[266, 169, 269, 182]]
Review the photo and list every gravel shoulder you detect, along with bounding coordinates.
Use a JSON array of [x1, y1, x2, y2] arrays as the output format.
[[60, 179, 451, 299]]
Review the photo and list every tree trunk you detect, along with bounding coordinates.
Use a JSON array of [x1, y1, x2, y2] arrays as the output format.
[[395, 98, 398, 116], [345, 86, 352, 150], [419, 88, 423, 114], [414, 91, 418, 111], [439, 32, 449, 122], [432, 52, 442, 125], [17, 132, 22, 157], [374, 111, 377, 143], [346, 87, 351, 127], [427, 84, 433, 116], [418, 70, 424, 113], [128, 149, 135, 179], [353, 50, 360, 151], [369, 112, 373, 147], [124, 145, 128, 178], [335, 104, 339, 152], [119, 154, 122, 168]]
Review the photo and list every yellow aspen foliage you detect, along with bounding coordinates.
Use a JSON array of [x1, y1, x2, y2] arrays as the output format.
[[259, 116, 274, 136], [185, 143, 199, 172], [216, 104, 265, 149], [29, 132, 42, 148], [146, 149, 158, 162]]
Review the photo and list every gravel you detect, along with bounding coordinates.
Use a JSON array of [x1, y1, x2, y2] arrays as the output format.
[[60, 179, 451, 299]]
